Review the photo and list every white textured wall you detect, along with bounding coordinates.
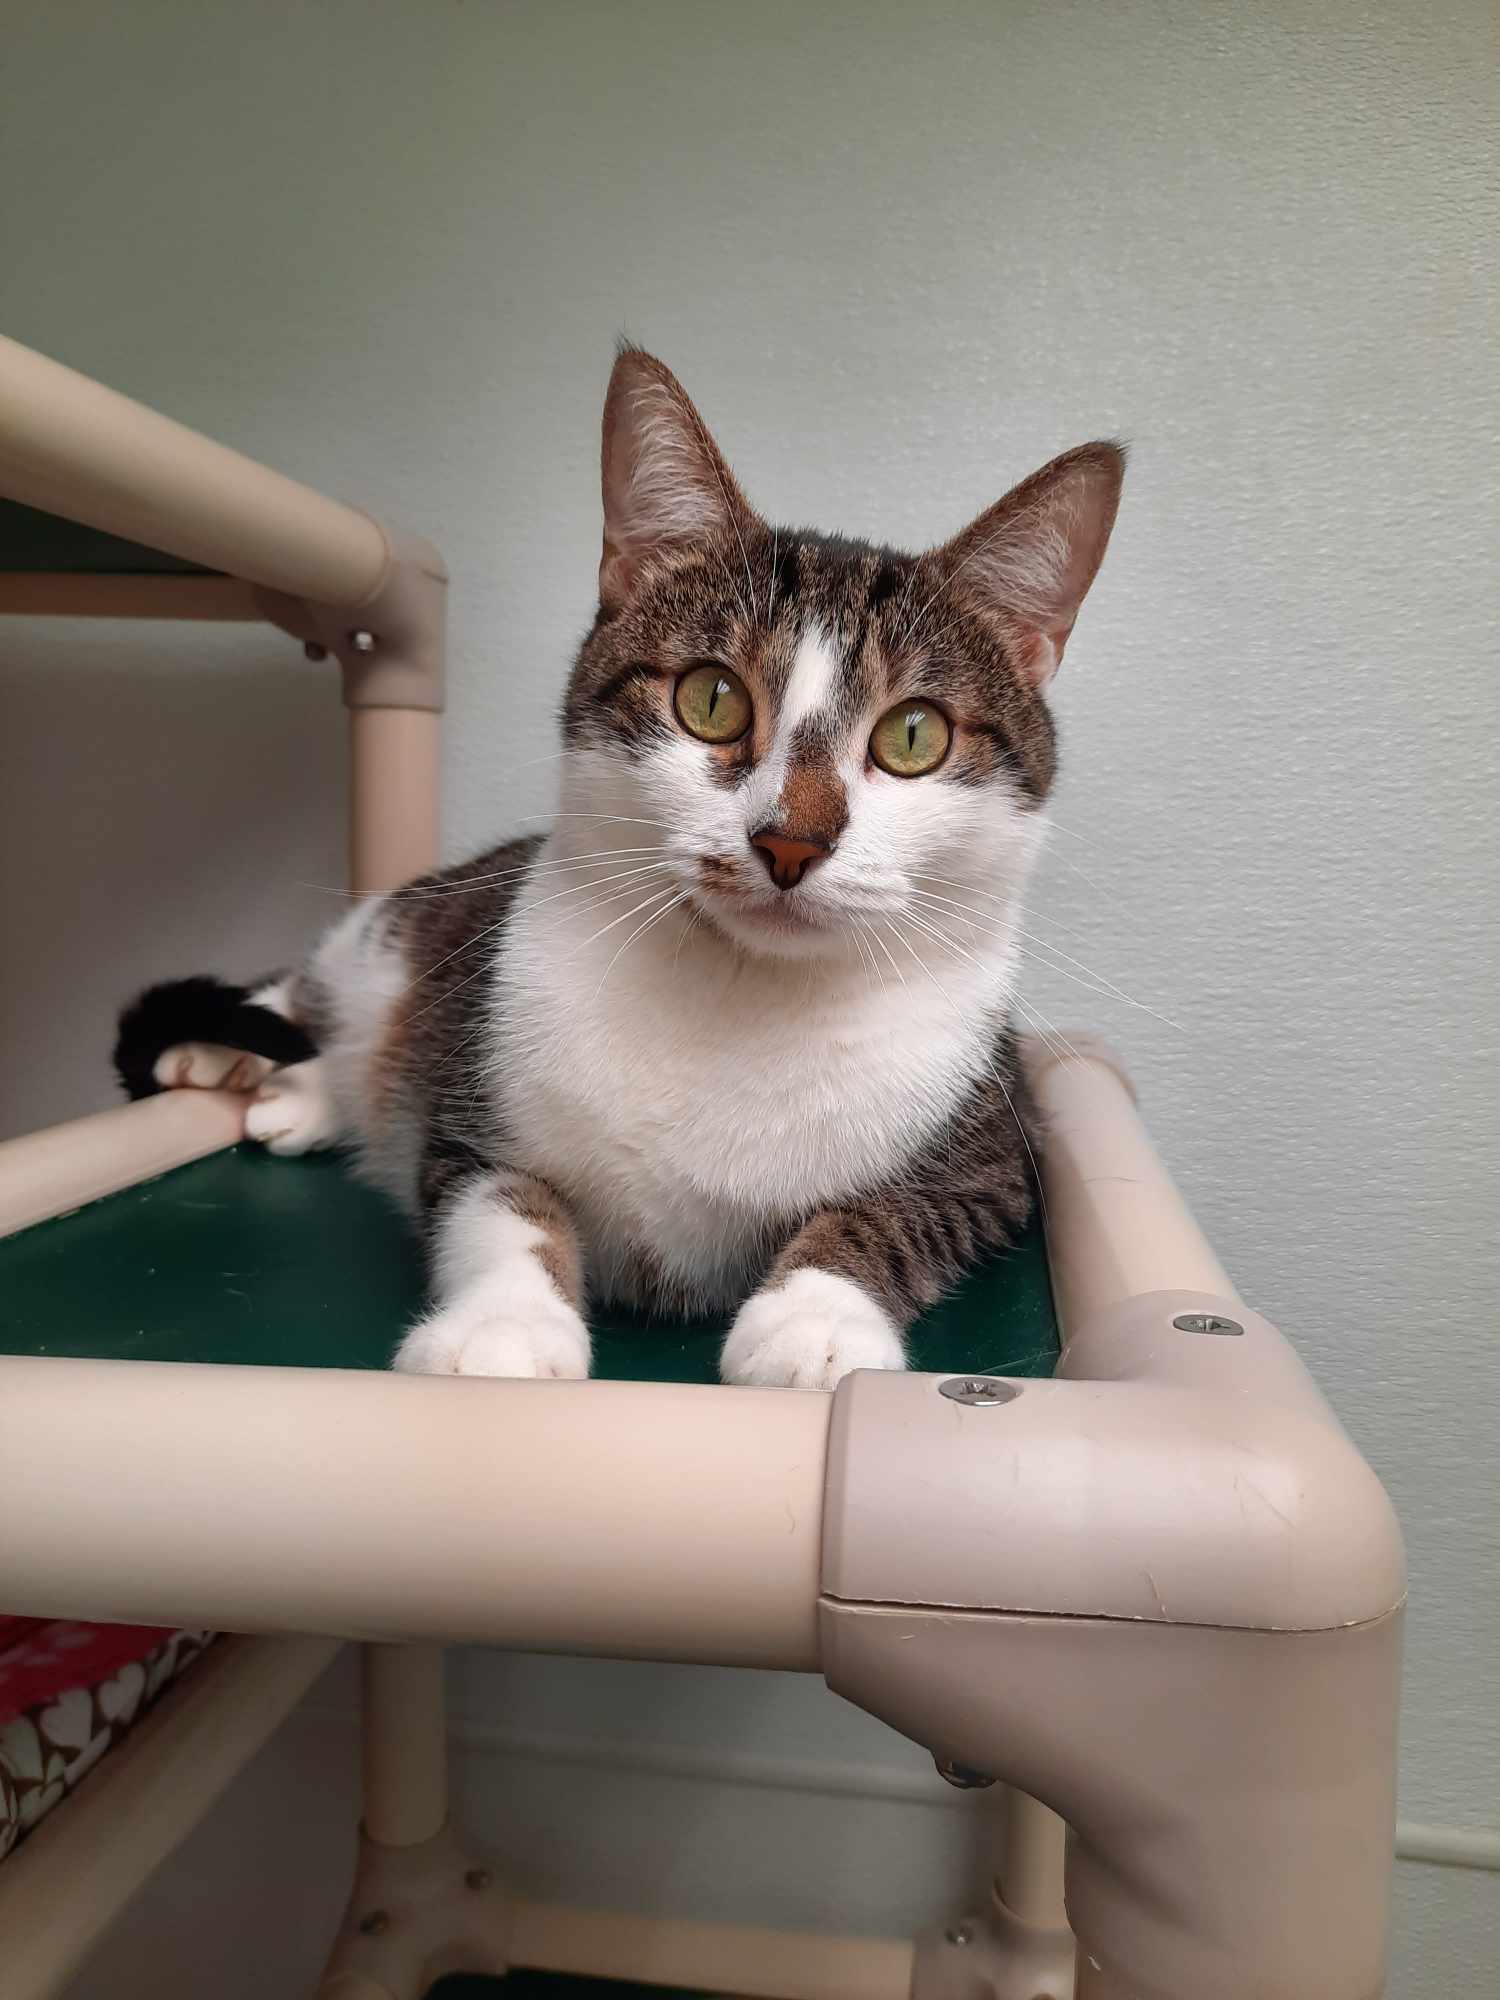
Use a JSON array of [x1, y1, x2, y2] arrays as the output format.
[[2, 1, 1494, 1991]]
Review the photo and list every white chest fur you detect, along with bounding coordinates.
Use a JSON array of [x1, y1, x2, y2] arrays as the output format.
[[493, 872, 1014, 1307]]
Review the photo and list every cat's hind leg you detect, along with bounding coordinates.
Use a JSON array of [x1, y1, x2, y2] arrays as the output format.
[[393, 1154, 591, 1379], [153, 1042, 277, 1093], [116, 969, 345, 1155], [115, 972, 317, 1102]]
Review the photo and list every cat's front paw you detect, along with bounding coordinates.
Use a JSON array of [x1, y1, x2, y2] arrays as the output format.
[[392, 1285, 591, 1379], [721, 1269, 906, 1391], [244, 1059, 339, 1156]]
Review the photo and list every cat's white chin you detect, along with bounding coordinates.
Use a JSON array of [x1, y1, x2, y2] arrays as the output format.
[[697, 894, 848, 962]]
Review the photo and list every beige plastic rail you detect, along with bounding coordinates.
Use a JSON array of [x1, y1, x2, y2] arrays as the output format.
[[0, 332, 446, 890], [0, 333, 388, 604]]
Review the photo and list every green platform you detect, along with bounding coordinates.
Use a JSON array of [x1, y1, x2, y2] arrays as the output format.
[[0, 1145, 1058, 1381]]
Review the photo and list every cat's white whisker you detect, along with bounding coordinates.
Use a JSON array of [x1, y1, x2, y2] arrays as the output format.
[[400, 949, 500, 1028], [523, 861, 673, 917], [466, 879, 686, 1072], [672, 901, 706, 970], [592, 891, 689, 1002], [907, 886, 1183, 1031], [566, 882, 681, 959], [1014, 995, 1081, 1071], [912, 870, 1098, 947], [1041, 849, 1112, 901], [297, 845, 669, 902], [531, 811, 676, 832], [560, 869, 681, 931], [881, 913, 1047, 1220], [848, 918, 886, 995], [858, 915, 907, 990], [407, 864, 672, 993], [395, 846, 665, 897], [1012, 947, 1186, 1033]]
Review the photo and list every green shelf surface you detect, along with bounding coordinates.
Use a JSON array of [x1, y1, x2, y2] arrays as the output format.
[[0, 1145, 1057, 1382]]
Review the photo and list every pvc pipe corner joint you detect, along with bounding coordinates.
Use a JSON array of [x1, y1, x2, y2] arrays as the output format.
[[256, 525, 449, 713]]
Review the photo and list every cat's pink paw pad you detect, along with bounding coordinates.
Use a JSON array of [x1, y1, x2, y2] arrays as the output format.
[[721, 1269, 906, 1391]]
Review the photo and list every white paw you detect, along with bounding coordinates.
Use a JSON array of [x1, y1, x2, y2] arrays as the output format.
[[392, 1281, 591, 1379], [721, 1268, 906, 1391], [155, 1042, 273, 1093], [243, 1058, 339, 1156]]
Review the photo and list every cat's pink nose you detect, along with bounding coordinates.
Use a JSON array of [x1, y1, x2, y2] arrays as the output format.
[[750, 830, 830, 890]]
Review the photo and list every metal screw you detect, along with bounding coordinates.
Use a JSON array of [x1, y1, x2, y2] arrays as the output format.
[[945, 1921, 976, 1946], [938, 1375, 1020, 1407], [1172, 1312, 1244, 1337], [935, 1756, 997, 1790], [358, 1910, 390, 1937], [303, 640, 328, 662], [465, 1868, 492, 1892], [349, 629, 377, 654]]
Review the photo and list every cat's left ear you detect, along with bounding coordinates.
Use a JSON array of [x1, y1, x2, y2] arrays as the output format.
[[936, 442, 1125, 686], [598, 346, 756, 613]]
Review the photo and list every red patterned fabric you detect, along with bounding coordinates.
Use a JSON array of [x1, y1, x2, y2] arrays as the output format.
[[0, 1620, 176, 1727], [0, 1620, 212, 1856]]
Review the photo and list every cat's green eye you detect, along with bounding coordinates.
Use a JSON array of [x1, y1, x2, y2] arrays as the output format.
[[869, 701, 951, 777], [674, 663, 753, 744]]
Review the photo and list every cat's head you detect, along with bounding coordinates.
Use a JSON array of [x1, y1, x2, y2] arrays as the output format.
[[561, 347, 1122, 964]]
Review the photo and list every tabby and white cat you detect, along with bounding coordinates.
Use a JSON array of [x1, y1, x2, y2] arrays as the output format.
[[117, 349, 1123, 1390]]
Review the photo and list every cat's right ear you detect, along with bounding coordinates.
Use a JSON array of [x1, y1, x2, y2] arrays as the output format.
[[599, 346, 754, 613], [934, 441, 1126, 686]]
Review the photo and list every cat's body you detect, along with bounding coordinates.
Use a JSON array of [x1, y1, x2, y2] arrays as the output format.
[[285, 797, 1028, 1317], [117, 350, 1122, 1389]]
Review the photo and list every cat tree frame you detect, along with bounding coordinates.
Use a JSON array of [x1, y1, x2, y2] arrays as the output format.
[[0, 333, 1405, 2000]]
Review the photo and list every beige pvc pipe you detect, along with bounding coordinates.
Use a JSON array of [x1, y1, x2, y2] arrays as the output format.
[[0, 1634, 336, 2000], [360, 1643, 449, 1849], [0, 1362, 830, 1670], [348, 707, 442, 895], [0, 333, 390, 605], [1022, 1036, 1237, 1333], [1000, 1788, 1068, 1928], [0, 1088, 248, 1239]]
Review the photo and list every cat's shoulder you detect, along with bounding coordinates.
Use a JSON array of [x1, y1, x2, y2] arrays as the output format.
[[387, 832, 547, 972]]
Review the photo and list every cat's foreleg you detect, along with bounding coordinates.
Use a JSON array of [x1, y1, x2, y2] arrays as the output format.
[[393, 1158, 591, 1380], [721, 1184, 1020, 1391], [720, 1223, 907, 1391]]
